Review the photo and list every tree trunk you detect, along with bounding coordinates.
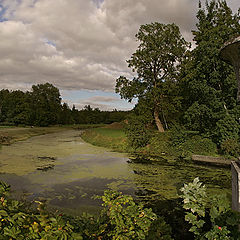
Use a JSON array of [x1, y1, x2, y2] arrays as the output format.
[[154, 108, 164, 132]]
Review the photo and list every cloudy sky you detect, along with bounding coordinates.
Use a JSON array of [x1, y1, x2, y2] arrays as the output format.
[[0, 0, 239, 110]]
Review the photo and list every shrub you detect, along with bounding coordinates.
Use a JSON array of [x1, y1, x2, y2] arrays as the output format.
[[214, 115, 240, 145], [0, 181, 82, 240], [0, 182, 160, 240], [181, 136, 217, 156], [100, 190, 157, 240], [146, 217, 173, 240], [181, 178, 240, 239], [170, 125, 188, 148], [170, 127, 217, 157], [125, 115, 152, 150], [220, 138, 240, 157]]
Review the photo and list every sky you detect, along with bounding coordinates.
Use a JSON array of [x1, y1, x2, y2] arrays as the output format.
[[0, 0, 239, 110]]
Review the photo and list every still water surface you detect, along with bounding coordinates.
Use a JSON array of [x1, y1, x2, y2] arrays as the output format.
[[0, 130, 231, 214]]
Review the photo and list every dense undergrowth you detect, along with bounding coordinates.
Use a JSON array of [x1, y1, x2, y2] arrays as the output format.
[[80, 125, 225, 160], [0, 178, 239, 240], [0, 181, 169, 240]]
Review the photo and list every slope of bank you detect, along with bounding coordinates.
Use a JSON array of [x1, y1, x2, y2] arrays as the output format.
[[81, 125, 234, 164]]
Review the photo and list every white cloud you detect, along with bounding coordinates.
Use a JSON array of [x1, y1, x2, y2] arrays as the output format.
[[0, 0, 238, 94]]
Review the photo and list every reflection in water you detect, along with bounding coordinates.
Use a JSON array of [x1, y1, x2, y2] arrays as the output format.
[[0, 130, 231, 215]]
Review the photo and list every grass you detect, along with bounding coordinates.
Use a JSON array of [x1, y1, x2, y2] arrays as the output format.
[[81, 127, 127, 152], [92, 128, 126, 138]]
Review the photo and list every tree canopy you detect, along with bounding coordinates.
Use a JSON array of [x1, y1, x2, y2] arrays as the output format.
[[180, 0, 240, 139], [116, 22, 190, 132]]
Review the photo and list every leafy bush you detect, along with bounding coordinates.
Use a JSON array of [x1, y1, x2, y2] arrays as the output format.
[[170, 126, 217, 157], [100, 190, 157, 240], [124, 115, 152, 150], [181, 136, 217, 156], [214, 115, 240, 145], [146, 217, 173, 240], [181, 178, 240, 239], [170, 125, 188, 148], [0, 182, 160, 240], [146, 132, 173, 158], [0, 181, 82, 240], [220, 138, 240, 157]]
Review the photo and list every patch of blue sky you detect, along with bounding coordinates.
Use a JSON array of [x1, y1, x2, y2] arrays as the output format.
[[92, 0, 104, 8], [0, 3, 7, 22], [42, 38, 56, 47], [0, 0, 22, 21], [61, 89, 135, 111]]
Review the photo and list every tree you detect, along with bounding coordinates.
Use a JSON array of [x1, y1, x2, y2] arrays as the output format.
[[115, 22, 189, 132], [59, 103, 74, 125], [180, 0, 240, 133], [30, 83, 62, 126]]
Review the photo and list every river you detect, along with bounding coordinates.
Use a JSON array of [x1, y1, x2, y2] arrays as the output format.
[[0, 129, 231, 215]]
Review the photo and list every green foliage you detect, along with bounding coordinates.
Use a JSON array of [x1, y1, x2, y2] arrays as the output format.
[[214, 115, 240, 145], [180, 0, 240, 134], [31, 83, 62, 126], [116, 22, 189, 131], [183, 102, 217, 132], [146, 217, 173, 240], [0, 181, 83, 240], [0, 84, 130, 127], [181, 136, 217, 156], [170, 126, 217, 157], [101, 190, 157, 240], [181, 178, 240, 239], [220, 138, 240, 157], [181, 178, 207, 236], [0, 182, 160, 240], [170, 125, 189, 148], [146, 132, 173, 158], [124, 115, 152, 150]]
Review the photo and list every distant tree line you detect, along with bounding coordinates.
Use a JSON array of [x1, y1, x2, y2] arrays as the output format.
[[0, 83, 129, 127]]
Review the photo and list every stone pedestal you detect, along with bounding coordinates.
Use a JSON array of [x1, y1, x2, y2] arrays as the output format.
[[231, 161, 240, 212]]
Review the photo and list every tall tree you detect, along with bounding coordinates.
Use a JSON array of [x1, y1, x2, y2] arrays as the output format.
[[180, 0, 240, 134], [30, 83, 62, 126], [115, 22, 189, 132]]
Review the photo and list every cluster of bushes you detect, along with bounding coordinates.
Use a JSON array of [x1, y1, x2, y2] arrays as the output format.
[[123, 112, 240, 159], [0, 181, 170, 240], [0, 178, 240, 239], [122, 118, 219, 159], [82, 124, 221, 159]]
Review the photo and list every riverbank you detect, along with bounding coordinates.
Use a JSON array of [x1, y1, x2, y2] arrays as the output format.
[[0, 124, 105, 145], [81, 124, 234, 163]]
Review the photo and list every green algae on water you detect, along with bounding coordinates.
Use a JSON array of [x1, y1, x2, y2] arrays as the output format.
[[0, 129, 231, 215]]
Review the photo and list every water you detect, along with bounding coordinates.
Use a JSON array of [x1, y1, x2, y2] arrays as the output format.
[[0, 130, 231, 215]]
